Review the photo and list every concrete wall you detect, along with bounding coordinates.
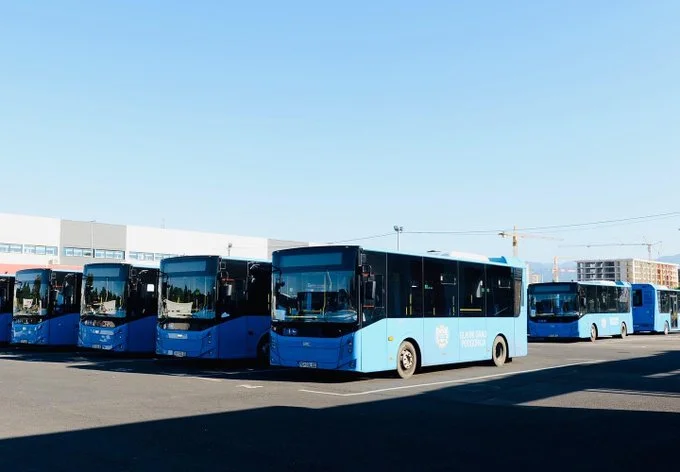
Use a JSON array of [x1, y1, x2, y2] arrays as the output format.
[[60, 220, 127, 265]]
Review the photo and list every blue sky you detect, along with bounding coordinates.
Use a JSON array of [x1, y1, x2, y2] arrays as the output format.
[[1, 1, 679, 262]]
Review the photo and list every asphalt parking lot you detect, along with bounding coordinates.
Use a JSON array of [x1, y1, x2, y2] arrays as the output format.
[[0, 335, 678, 472]]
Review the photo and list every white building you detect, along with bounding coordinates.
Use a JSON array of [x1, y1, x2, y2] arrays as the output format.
[[0, 212, 310, 274], [577, 258, 679, 287]]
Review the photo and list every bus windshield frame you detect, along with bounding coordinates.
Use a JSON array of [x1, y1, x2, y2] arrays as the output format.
[[273, 248, 359, 325], [159, 257, 218, 321], [13, 269, 50, 319], [529, 282, 581, 319], [82, 265, 129, 319]]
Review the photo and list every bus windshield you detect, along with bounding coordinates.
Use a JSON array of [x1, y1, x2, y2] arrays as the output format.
[[160, 259, 216, 319], [83, 266, 127, 318], [14, 270, 49, 318], [274, 270, 357, 323], [529, 284, 579, 317]]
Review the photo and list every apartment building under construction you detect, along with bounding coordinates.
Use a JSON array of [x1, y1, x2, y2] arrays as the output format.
[[577, 258, 680, 287]]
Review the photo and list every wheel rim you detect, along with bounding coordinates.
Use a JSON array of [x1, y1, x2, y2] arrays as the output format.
[[400, 349, 414, 371], [591, 326, 596, 339], [665, 324, 669, 335]]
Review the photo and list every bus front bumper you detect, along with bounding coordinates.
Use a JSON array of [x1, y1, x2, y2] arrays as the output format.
[[156, 326, 218, 359], [270, 332, 358, 371], [78, 324, 128, 351]]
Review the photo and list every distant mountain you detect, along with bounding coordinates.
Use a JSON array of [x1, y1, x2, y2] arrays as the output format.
[[526, 260, 577, 283], [657, 254, 680, 264]]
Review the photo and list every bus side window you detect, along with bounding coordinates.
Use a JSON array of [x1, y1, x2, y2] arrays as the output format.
[[362, 252, 386, 326]]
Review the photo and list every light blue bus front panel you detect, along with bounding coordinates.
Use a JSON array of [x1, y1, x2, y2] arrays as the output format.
[[271, 330, 359, 371], [0, 312, 12, 343], [529, 312, 633, 339], [12, 313, 80, 346], [158, 316, 269, 359], [79, 316, 158, 353]]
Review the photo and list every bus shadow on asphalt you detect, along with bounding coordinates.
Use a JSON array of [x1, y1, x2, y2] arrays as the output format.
[[0, 350, 678, 472]]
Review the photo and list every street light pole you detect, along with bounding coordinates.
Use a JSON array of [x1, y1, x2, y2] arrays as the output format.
[[393, 225, 404, 251]]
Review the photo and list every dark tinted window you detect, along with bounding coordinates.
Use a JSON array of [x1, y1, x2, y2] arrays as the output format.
[[633, 289, 643, 307], [423, 259, 458, 317], [459, 263, 485, 317], [0, 278, 13, 313], [52, 272, 82, 316], [513, 268, 523, 317], [387, 254, 423, 318], [246, 262, 271, 316], [617, 287, 630, 313], [659, 291, 671, 313], [486, 265, 514, 318], [362, 251, 386, 326], [128, 268, 159, 318], [216, 260, 248, 317]]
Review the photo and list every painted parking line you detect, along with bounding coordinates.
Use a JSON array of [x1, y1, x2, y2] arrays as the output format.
[[299, 360, 605, 397]]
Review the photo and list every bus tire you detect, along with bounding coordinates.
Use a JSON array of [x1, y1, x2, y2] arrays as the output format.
[[618, 323, 627, 339], [589, 324, 598, 342], [397, 341, 417, 379], [491, 336, 507, 367], [663, 322, 670, 335], [256, 335, 270, 367]]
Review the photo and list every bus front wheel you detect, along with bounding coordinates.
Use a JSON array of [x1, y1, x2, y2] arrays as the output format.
[[618, 323, 627, 339], [589, 324, 598, 342], [663, 322, 670, 335], [491, 336, 507, 367], [397, 341, 417, 379]]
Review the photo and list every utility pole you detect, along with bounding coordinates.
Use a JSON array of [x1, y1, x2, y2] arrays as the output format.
[[393, 225, 404, 251]]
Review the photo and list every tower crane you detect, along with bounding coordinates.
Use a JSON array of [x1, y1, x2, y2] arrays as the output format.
[[498, 226, 563, 258], [559, 241, 662, 261], [552, 256, 578, 282]]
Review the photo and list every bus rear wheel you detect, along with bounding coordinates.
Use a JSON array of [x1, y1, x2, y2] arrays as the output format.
[[589, 324, 598, 342], [256, 335, 270, 367], [664, 322, 670, 335], [397, 341, 417, 379], [491, 336, 507, 367], [618, 323, 627, 339]]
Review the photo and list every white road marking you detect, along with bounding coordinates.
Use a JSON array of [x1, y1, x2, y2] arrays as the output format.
[[238, 384, 263, 389], [299, 361, 604, 397]]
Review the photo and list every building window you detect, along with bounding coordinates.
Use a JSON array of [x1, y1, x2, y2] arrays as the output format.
[[23, 245, 36, 255], [0, 244, 8, 253]]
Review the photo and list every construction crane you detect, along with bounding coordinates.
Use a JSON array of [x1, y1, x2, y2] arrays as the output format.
[[552, 256, 578, 282], [498, 226, 563, 257], [559, 241, 662, 261]]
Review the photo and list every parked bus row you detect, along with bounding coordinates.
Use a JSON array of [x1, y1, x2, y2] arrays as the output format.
[[0, 246, 677, 379]]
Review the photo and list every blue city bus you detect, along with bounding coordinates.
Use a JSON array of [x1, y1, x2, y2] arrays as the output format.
[[632, 283, 679, 335], [78, 263, 160, 353], [12, 268, 83, 346], [270, 245, 527, 379], [0, 275, 15, 343], [156, 255, 272, 362], [528, 280, 633, 341]]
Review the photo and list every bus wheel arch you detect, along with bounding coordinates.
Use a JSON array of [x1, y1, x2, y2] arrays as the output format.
[[491, 335, 508, 367], [256, 333, 270, 367], [396, 338, 420, 379]]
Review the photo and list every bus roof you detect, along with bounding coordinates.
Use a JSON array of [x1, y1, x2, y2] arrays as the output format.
[[631, 283, 680, 291], [15, 267, 82, 275], [530, 280, 631, 288], [160, 254, 271, 264], [274, 245, 525, 269]]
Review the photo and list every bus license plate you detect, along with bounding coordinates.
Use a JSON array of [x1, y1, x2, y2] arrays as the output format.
[[20, 340, 28, 344], [299, 361, 317, 368], [173, 351, 186, 358], [92, 344, 101, 349]]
